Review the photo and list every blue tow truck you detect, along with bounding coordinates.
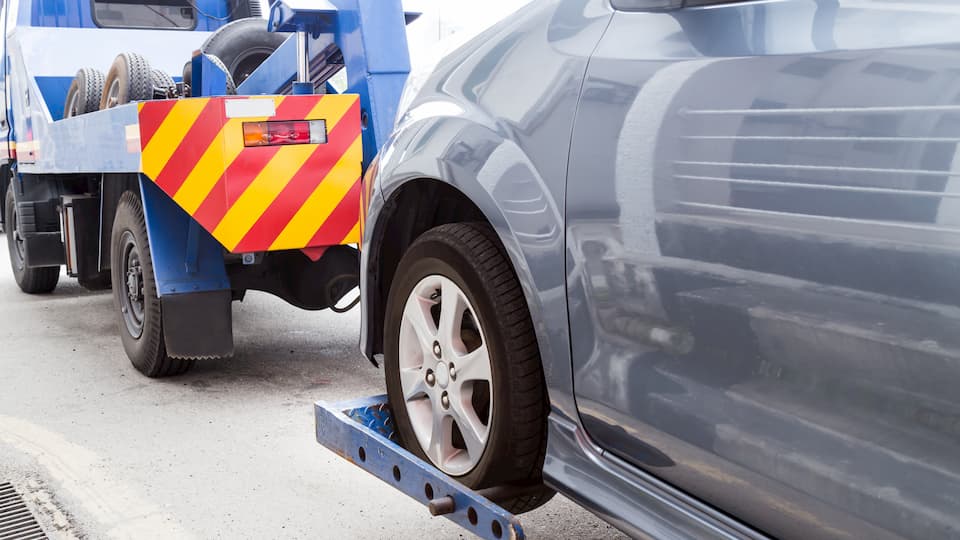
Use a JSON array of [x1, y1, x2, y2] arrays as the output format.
[[0, 0, 542, 536], [0, 0, 411, 376]]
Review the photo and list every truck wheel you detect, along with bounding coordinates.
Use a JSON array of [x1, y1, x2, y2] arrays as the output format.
[[201, 18, 288, 85], [64, 68, 105, 118], [384, 223, 554, 514], [181, 55, 237, 97], [100, 53, 153, 109], [4, 183, 59, 294], [111, 191, 193, 377], [150, 68, 176, 99]]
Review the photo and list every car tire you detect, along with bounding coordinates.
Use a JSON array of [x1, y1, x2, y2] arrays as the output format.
[[201, 18, 288, 85], [111, 191, 193, 378], [100, 52, 153, 110], [64, 67, 105, 118], [385, 222, 554, 514], [4, 183, 59, 294]]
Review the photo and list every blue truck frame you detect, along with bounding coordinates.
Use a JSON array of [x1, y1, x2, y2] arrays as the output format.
[[1, 0, 535, 535]]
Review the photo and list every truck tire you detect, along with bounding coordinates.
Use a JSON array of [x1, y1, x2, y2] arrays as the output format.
[[384, 223, 554, 514], [111, 191, 193, 377], [181, 55, 237, 97], [201, 18, 288, 85], [4, 183, 59, 294], [64, 68, 105, 118], [100, 53, 153, 109], [150, 68, 176, 99]]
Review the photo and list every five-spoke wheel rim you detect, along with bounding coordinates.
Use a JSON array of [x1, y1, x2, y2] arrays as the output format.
[[399, 275, 493, 477], [118, 230, 145, 338]]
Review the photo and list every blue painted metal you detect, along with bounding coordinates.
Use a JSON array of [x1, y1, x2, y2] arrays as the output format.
[[253, 0, 413, 170], [315, 395, 526, 540], [138, 177, 230, 296], [34, 76, 72, 121], [193, 53, 231, 98], [291, 81, 313, 95]]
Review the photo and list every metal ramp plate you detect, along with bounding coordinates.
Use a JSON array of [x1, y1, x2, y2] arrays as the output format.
[[315, 395, 526, 540]]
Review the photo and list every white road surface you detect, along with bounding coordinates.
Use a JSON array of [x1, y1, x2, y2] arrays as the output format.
[[0, 235, 626, 540]]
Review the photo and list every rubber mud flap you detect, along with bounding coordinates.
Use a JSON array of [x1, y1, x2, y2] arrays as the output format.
[[161, 290, 234, 359]]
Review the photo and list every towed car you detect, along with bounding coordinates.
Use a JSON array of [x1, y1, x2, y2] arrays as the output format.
[[360, 0, 960, 538]]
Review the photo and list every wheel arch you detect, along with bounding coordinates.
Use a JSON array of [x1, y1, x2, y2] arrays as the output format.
[[363, 115, 570, 408]]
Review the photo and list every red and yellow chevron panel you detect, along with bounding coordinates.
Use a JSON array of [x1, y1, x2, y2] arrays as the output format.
[[137, 94, 362, 253]]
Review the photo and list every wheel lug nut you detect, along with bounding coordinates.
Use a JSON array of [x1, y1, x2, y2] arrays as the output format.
[[441, 392, 450, 409], [449, 364, 456, 380], [426, 370, 435, 386], [433, 342, 442, 358]]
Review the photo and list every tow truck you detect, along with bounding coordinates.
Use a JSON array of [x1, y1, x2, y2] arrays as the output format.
[[1, 0, 539, 535], [0, 0, 410, 376]]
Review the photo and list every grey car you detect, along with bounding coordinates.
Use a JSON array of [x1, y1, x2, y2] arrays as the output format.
[[359, 1, 960, 538]]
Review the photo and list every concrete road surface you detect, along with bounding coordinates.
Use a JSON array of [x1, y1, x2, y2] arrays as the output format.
[[0, 236, 626, 540]]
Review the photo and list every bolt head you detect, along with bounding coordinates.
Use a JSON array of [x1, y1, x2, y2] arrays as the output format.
[[449, 364, 456, 380], [426, 371, 435, 386], [441, 393, 450, 409], [433, 342, 442, 358]]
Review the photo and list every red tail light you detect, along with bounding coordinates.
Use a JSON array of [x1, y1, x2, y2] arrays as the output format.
[[243, 120, 327, 147]]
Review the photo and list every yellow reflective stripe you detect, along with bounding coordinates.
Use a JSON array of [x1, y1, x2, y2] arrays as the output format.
[[268, 135, 362, 250], [140, 99, 211, 179], [172, 118, 245, 214], [212, 144, 317, 250], [340, 221, 361, 245]]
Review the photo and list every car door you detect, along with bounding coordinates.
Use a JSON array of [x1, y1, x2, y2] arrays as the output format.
[[565, 1, 960, 538]]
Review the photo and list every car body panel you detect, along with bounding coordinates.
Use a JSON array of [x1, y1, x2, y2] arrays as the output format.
[[364, 0, 960, 538], [566, 1, 960, 539], [365, 0, 613, 423]]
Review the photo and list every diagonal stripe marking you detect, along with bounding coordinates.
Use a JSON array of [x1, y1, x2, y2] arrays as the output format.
[[212, 144, 318, 250], [187, 96, 322, 231], [138, 100, 178, 149], [306, 178, 362, 248], [152, 99, 224, 194], [172, 118, 245, 214], [268, 136, 363, 250], [141, 99, 211, 180], [232, 98, 361, 252]]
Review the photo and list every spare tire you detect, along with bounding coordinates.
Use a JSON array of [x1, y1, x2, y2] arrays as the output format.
[[100, 52, 153, 109], [181, 54, 237, 97], [150, 68, 176, 99], [201, 18, 288, 85], [64, 68, 105, 118]]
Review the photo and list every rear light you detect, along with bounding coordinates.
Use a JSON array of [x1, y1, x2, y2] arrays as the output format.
[[242, 120, 327, 147]]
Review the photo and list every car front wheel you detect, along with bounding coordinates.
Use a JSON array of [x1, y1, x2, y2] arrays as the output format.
[[385, 222, 554, 514]]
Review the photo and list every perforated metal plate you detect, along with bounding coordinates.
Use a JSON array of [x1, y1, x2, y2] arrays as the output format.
[[0, 483, 47, 540]]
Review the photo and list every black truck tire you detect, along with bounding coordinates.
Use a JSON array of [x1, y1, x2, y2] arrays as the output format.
[[64, 67, 105, 118], [384, 223, 554, 514], [201, 18, 288, 85], [181, 55, 237, 97], [111, 191, 193, 378], [100, 52, 153, 109], [4, 183, 59, 294], [150, 68, 176, 99]]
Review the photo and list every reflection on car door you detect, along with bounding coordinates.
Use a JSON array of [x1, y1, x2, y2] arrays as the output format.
[[565, 1, 960, 538]]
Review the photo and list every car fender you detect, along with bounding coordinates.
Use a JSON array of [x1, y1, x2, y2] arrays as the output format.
[[373, 102, 578, 420]]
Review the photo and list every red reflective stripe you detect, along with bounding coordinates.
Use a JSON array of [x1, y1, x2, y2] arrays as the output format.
[[231, 102, 361, 252], [306, 178, 362, 247], [138, 101, 178, 149], [152, 99, 223, 194], [190, 97, 323, 232], [191, 146, 281, 231]]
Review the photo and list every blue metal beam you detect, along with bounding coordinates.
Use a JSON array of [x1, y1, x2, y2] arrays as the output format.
[[138, 176, 230, 296]]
